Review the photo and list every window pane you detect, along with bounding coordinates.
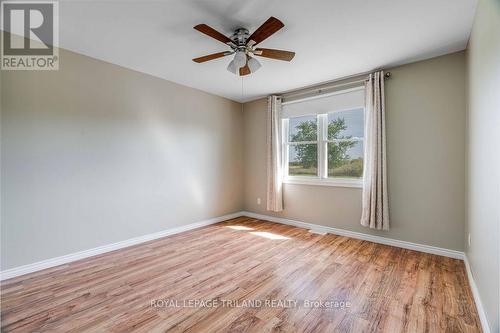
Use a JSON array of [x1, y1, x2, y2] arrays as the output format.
[[328, 141, 363, 178], [289, 115, 317, 142], [327, 108, 364, 140], [289, 144, 318, 176]]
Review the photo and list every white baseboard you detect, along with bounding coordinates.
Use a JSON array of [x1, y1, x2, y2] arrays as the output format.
[[0, 210, 466, 280], [240, 211, 465, 260], [464, 256, 492, 333], [0, 211, 243, 281]]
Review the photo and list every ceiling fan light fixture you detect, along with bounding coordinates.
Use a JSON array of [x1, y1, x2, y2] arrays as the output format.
[[233, 51, 247, 68], [227, 59, 238, 74], [247, 57, 261, 73]]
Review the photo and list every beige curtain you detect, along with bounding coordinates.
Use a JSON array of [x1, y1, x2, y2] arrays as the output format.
[[361, 71, 389, 230], [266, 95, 284, 212]]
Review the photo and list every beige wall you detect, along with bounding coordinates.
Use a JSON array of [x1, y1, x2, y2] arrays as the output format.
[[1, 48, 244, 270], [466, 0, 500, 331], [243, 52, 466, 251]]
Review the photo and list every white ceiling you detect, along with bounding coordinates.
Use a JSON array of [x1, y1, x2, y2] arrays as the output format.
[[59, 0, 477, 102]]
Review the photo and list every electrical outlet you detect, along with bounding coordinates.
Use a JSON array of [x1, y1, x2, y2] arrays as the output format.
[[468, 234, 471, 247], [257, 197, 261, 205]]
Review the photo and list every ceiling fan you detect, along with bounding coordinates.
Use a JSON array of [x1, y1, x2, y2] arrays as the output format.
[[192, 17, 295, 76]]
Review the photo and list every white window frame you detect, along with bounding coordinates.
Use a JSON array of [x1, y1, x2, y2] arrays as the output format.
[[282, 109, 364, 188]]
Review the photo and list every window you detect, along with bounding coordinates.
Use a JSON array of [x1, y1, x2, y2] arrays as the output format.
[[326, 109, 364, 179], [288, 115, 318, 177], [281, 87, 365, 187]]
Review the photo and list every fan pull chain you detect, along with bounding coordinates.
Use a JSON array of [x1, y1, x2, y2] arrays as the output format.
[[241, 76, 244, 101]]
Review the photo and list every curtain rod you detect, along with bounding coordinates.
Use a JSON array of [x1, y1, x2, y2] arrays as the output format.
[[281, 70, 391, 101]]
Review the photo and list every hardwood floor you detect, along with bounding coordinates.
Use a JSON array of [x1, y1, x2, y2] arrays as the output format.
[[1, 217, 481, 332]]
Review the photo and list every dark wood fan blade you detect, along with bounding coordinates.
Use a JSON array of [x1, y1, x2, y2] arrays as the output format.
[[192, 52, 229, 63], [247, 17, 284, 46], [239, 63, 251, 76], [254, 48, 295, 61], [194, 24, 233, 45]]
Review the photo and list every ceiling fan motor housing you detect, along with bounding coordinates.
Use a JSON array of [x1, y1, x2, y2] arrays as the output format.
[[231, 28, 250, 47]]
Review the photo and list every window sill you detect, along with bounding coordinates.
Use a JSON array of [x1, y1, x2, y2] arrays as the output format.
[[283, 177, 363, 188]]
